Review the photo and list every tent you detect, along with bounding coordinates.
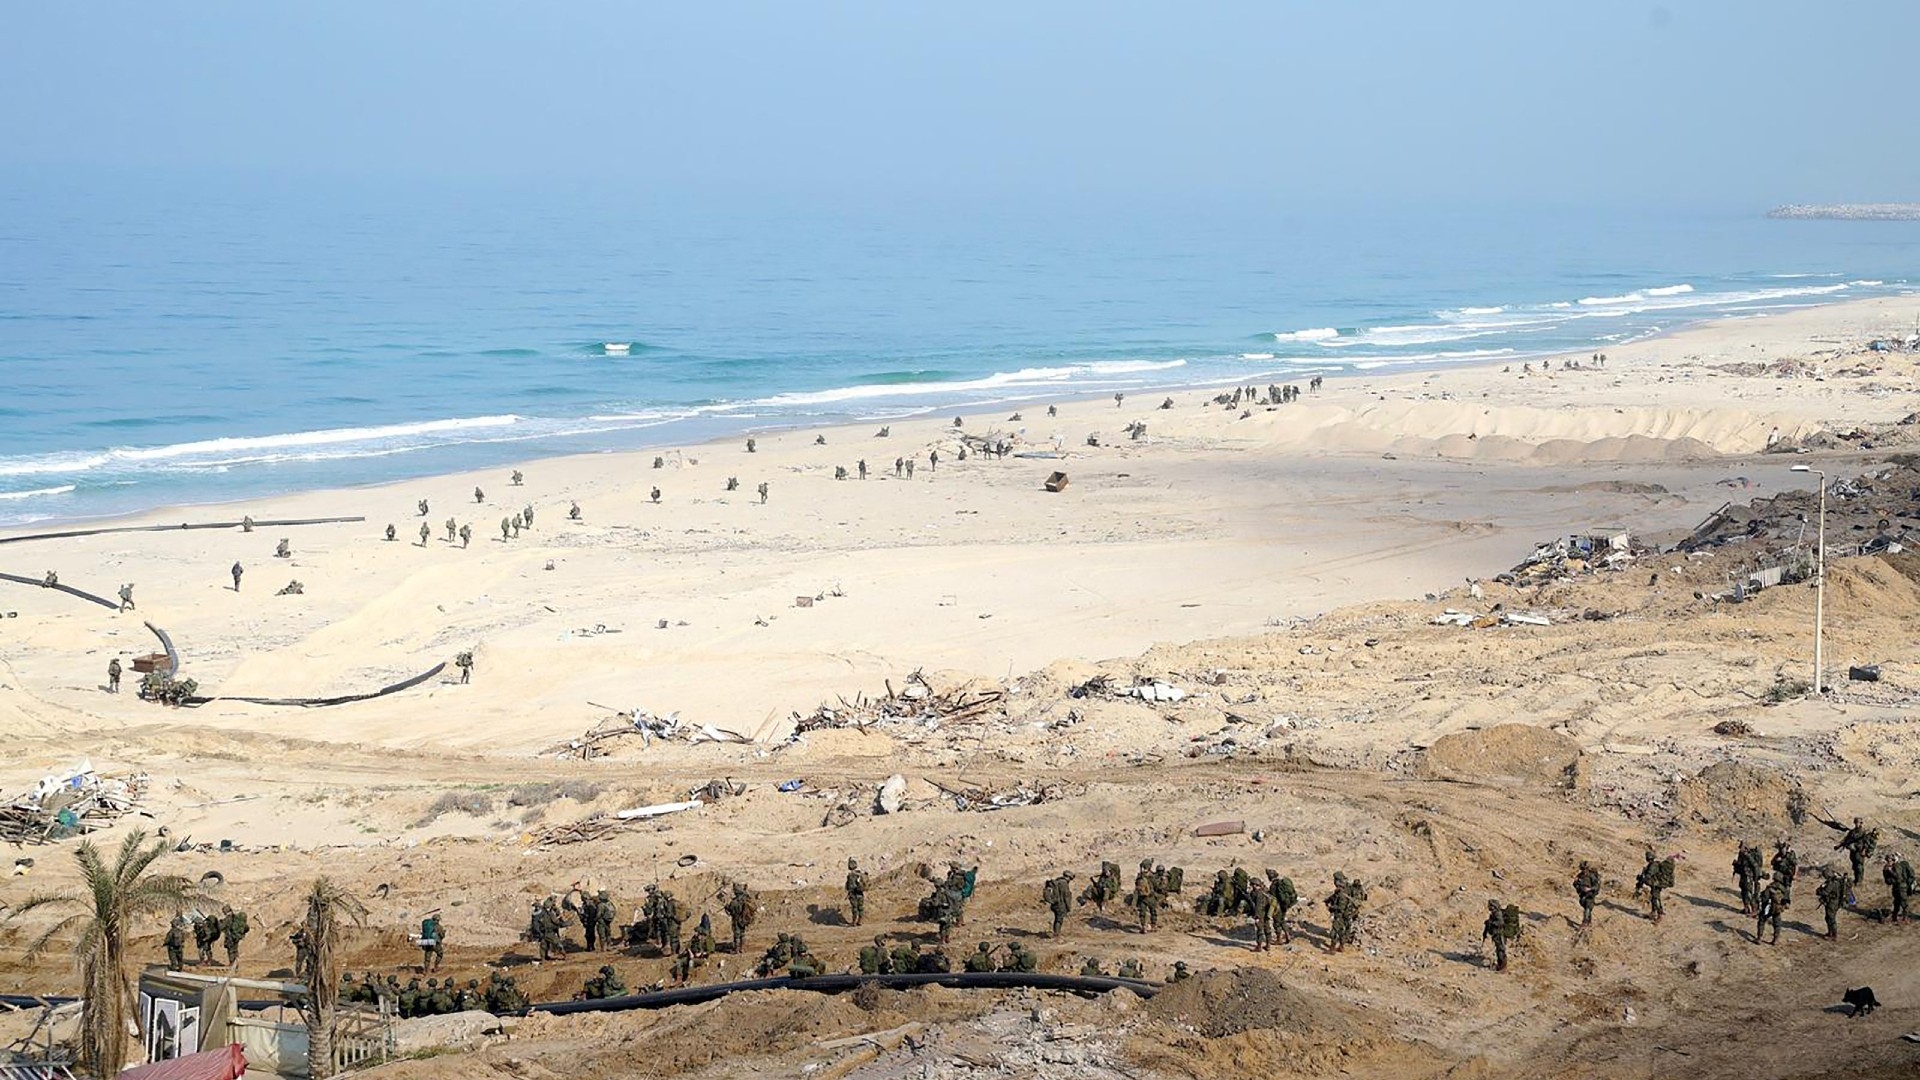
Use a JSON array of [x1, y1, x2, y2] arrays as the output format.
[[118, 1044, 245, 1080]]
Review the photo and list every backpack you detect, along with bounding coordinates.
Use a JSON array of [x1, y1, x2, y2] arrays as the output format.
[[1864, 830, 1880, 859], [1655, 859, 1675, 889], [1273, 877, 1298, 910], [1501, 904, 1522, 941], [1166, 866, 1184, 892]]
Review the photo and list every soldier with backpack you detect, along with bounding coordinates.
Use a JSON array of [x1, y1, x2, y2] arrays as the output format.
[[1634, 849, 1674, 923], [1883, 851, 1915, 923], [1817, 867, 1850, 940], [1733, 841, 1764, 916], [1246, 880, 1278, 951], [1042, 871, 1075, 937], [1482, 899, 1520, 971], [1771, 838, 1799, 908], [1265, 869, 1298, 944], [1830, 817, 1878, 886], [1754, 879, 1784, 944], [1573, 861, 1602, 927]]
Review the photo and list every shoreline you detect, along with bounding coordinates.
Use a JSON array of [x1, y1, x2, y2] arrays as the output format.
[[6, 292, 1913, 538]]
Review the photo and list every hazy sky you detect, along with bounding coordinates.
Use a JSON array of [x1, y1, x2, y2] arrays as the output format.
[[3, 2, 1914, 206]]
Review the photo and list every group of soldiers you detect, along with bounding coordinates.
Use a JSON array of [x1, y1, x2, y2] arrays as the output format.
[[162, 906, 250, 970], [341, 971, 528, 1017], [1039, 859, 1360, 954]]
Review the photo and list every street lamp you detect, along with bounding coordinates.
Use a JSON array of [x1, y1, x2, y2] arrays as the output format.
[[1790, 464, 1826, 693]]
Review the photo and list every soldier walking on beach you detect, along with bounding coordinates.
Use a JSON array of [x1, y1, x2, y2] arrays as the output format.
[[523, 504, 534, 529], [474, 486, 485, 504], [501, 517, 512, 541], [385, 524, 397, 542], [757, 482, 769, 504], [117, 583, 135, 612], [1573, 860, 1601, 926], [454, 651, 473, 684], [858, 459, 867, 480], [445, 517, 457, 542], [418, 499, 430, 517], [107, 658, 122, 694], [511, 469, 524, 486], [928, 449, 938, 472], [569, 501, 582, 520], [230, 562, 244, 592], [458, 524, 471, 548], [844, 858, 869, 926]]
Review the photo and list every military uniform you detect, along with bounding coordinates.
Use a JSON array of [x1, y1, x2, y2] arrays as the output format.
[[1482, 900, 1512, 971], [1754, 880, 1784, 944], [1817, 869, 1849, 939], [1883, 853, 1915, 923], [1634, 850, 1673, 923], [858, 936, 890, 974], [1772, 840, 1799, 908], [1573, 861, 1601, 927], [1246, 883, 1276, 951], [221, 907, 249, 967], [1001, 941, 1038, 973], [1733, 842, 1763, 915], [844, 858, 869, 926], [1265, 870, 1298, 943], [164, 917, 187, 970], [725, 883, 757, 953], [1132, 860, 1162, 932], [419, 914, 444, 971], [1043, 872, 1075, 937], [963, 942, 996, 972], [1834, 819, 1878, 886]]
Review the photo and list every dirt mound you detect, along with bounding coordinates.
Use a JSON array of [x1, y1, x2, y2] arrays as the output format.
[[1146, 966, 1356, 1040], [1419, 724, 1582, 790], [1674, 760, 1806, 835]]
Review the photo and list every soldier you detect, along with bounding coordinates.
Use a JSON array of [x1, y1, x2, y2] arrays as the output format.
[[444, 517, 456, 542], [1043, 870, 1075, 937], [858, 459, 868, 480], [1884, 851, 1915, 923], [458, 523, 471, 548], [522, 504, 535, 529], [1634, 848, 1674, 923], [1772, 838, 1799, 908], [1482, 899, 1513, 971], [528, 900, 555, 961], [757, 481, 769, 504], [1001, 940, 1038, 973], [473, 486, 485, 504], [454, 651, 474, 684], [672, 947, 695, 987], [1170, 960, 1191, 982], [420, 521, 432, 545], [929, 449, 938, 472], [964, 941, 996, 972], [844, 858, 869, 926], [724, 882, 757, 953], [1247, 879, 1276, 951], [193, 913, 220, 965], [579, 891, 601, 950], [419, 912, 444, 971], [511, 470, 524, 486], [455, 978, 481, 1012], [1080, 957, 1105, 977], [398, 978, 421, 1018], [1816, 866, 1849, 940], [164, 915, 188, 970], [117, 583, 135, 612], [746, 438, 757, 454], [689, 912, 716, 957], [1754, 879, 1784, 945], [1117, 958, 1144, 979], [418, 499, 430, 517], [241, 515, 255, 533], [757, 932, 795, 977], [1113, 392, 1124, 408], [905, 459, 915, 478], [584, 964, 626, 1000], [230, 561, 244, 591], [911, 943, 944, 975], [1734, 841, 1763, 915], [274, 538, 290, 559], [1326, 873, 1365, 952], [500, 516, 512, 541], [221, 905, 249, 967], [658, 890, 685, 954], [291, 925, 312, 975], [595, 890, 615, 951], [925, 885, 958, 944], [726, 476, 739, 492], [429, 978, 455, 1014], [859, 934, 890, 974], [890, 939, 921, 976], [107, 658, 122, 694], [569, 501, 582, 521], [1265, 869, 1298, 944], [1573, 860, 1601, 927], [1832, 817, 1878, 886], [1131, 859, 1162, 933]]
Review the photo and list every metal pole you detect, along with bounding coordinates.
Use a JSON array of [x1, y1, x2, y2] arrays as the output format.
[[1814, 473, 1825, 694]]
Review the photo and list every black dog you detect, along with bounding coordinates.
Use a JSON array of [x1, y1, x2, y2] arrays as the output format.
[[1843, 986, 1881, 1018]]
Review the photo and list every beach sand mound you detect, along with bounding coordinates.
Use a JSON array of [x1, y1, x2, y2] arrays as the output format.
[[1419, 723, 1582, 790], [1674, 760, 1805, 835]]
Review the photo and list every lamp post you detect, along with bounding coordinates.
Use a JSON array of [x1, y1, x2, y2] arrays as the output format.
[[1790, 464, 1826, 693]]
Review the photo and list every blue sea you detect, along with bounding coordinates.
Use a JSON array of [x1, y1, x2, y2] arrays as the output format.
[[2, 170, 1915, 525]]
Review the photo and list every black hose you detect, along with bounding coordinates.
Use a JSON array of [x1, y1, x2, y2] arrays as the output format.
[[0, 517, 367, 546], [0, 573, 120, 611], [145, 621, 181, 675], [185, 663, 447, 708], [527, 971, 1159, 1016]]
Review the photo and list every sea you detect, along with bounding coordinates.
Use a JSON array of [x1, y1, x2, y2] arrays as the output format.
[[2, 170, 1916, 526]]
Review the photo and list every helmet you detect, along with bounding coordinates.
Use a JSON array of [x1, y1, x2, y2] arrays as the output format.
[[1332, 872, 1347, 885], [468, 979, 479, 989], [1488, 899, 1501, 911], [599, 964, 614, 975], [874, 935, 886, 946], [848, 857, 858, 869], [978, 941, 991, 951], [1140, 859, 1153, 869]]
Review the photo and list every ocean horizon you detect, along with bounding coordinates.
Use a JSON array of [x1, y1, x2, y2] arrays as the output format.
[[3, 170, 1915, 526]]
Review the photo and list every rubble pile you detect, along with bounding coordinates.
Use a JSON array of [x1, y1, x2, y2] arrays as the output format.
[[0, 760, 148, 844], [1496, 530, 1647, 587], [792, 670, 1005, 737], [1680, 462, 1920, 556]]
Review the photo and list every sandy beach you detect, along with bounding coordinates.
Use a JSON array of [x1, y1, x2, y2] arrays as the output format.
[[6, 294, 1920, 1079]]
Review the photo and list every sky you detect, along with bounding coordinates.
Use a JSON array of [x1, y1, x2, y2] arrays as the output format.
[[2, 1, 1915, 207]]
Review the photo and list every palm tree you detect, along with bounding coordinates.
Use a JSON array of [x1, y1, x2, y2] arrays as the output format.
[[10, 830, 199, 1076], [296, 878, 367, 1079]]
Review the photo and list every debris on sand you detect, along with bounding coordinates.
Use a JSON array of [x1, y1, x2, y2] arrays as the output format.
[[0, 760, 147, 845], [792, 670, 1004, 736]]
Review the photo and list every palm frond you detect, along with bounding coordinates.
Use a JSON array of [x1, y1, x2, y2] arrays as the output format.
[[25, 911, 89, 961]]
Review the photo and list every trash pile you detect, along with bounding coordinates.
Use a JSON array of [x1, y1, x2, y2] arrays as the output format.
[[0, 760, 148, 844], [545, 710, 751, 758], [792, 670, 1004, 736], [1680, 463, 1920, 556], [1495, 531, 1641, 586], [1067, 674, 1189, 703]]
